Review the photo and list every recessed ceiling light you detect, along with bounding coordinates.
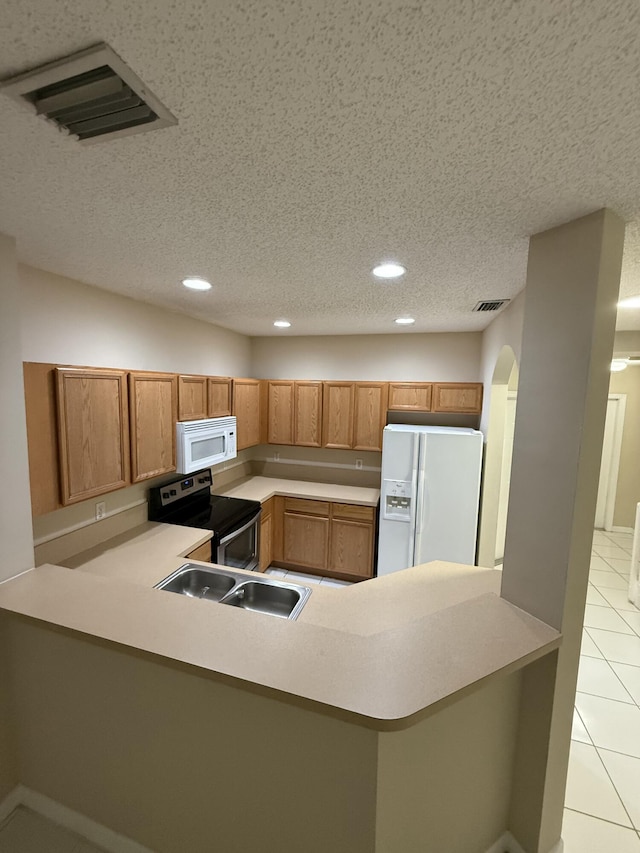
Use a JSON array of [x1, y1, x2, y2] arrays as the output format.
[[611, 359, 629, 372], [182, 277, 212, 291], [372, 263, 406, 279], [274, 320, 291, 328], [395, 317, 415, 325], [618, 295, 640, 309]]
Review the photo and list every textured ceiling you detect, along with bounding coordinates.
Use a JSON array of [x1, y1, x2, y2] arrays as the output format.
[[2, 0, 640, 335]]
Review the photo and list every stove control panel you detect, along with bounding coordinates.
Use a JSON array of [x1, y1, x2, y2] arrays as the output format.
[[156, 470, 213, 507]]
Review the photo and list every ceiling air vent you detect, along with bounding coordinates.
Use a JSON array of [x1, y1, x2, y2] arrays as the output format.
[[473, 299, 510, 313], [0, 43, 177, 144]]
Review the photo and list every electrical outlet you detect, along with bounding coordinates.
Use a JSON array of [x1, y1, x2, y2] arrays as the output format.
[[95, 501, 106, 520], [355, 459, 363, 470], [274, 452, 280, 462]]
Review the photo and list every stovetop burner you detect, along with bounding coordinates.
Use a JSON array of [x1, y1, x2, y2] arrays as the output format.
[[148, 470, 261, 537]]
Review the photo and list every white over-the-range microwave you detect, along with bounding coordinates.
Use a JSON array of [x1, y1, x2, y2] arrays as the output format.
[[176, 416, 237, 474]]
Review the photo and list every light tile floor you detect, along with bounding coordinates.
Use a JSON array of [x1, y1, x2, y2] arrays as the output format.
[[564, 527, 640, 852], [2, 536, 638, 851], [265, 567, 352, 587]]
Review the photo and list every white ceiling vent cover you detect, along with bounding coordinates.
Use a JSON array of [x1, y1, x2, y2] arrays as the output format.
[[473, 299, 511, 313], [0, 43, 177, 144]]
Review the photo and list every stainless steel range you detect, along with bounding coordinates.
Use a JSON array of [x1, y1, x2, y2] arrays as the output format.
[[148, 470, 261, 571]]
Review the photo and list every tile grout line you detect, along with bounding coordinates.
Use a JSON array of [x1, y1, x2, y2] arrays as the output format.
[[593, 745, 640, 832]]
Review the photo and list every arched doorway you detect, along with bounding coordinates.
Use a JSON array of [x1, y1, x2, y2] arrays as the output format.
[[477, 346, 519, 568]]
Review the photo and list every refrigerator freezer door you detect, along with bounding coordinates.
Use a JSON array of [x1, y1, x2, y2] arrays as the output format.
[[413, 430, 483, 566], [377, 429, 418, 575]]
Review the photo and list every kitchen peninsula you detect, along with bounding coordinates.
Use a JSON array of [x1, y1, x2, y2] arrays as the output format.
[[0, 474, 560, 853]]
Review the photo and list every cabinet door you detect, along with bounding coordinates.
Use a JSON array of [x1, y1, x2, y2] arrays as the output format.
[[353, 383, 388, 451], [178, 375, 208, 421], [208, 378, 232, 418], [283, 512, 329, 571], [294, 382, 323, 447], [432, 383, 483, 414], [329, 518, 374, 579], [259, 498, 274, 571], [129, 372, 178, 482], [56, 368, 130, 505], [267, 381, 294, 445], [232, 379, 263, 449], [388, 383, 433, 411], [322, 382, 355, 449]]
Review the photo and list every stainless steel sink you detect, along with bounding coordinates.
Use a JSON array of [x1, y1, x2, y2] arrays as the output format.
[[220, 581, 308, 619], [157, 567, 235, 601], [154, 564, 311, 620]]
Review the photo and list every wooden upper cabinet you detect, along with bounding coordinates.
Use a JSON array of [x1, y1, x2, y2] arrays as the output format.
[[178, 375, 207, 421], [432, 383, 483, 414], [233, 378, 263, 450], [24, 362, 62, 516], [267, 381, 295, 445], [294, 382, 323, 447], [322, 382, 355, 449], [388, 382, 433, 412], [353, 383, 388, 451], [56, 368, 130, 505], [208, 377, 232, 418], [129, 372, 178, 482]]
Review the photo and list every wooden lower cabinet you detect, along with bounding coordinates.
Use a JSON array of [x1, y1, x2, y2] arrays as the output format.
[[330, 519, 373, 579], [274, 497, 375, 580], [185, 541, 212, 562], [283, 511, 330, 571]]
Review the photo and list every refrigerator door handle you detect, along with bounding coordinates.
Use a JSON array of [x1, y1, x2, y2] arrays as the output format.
[[406, 432, 419, 565], [413, 434, 429, 563]]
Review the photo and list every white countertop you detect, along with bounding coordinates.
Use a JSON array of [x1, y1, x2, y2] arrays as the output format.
[[216, 475, 380, 506]]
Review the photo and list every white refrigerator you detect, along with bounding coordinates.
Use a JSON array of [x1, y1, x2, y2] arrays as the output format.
[[377, 425, 483, 575]]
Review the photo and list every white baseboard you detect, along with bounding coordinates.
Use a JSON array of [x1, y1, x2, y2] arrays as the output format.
[[0, 785, 155, 853], [611, 526, 634, 534], [484, 830, 563, 853]]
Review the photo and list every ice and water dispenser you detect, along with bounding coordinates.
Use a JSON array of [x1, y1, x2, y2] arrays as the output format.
[[382, 479, 412, 521]]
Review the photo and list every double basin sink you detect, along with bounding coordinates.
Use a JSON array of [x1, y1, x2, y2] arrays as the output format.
[[155, 563, 312, 620]]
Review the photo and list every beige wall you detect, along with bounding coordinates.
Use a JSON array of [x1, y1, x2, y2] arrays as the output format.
[[0, 238, 35, 582], [479, 292, 525, 437], [250, 332, 482, 381], [609, 366, 640, 528], [0, 620, 18, 803], [501, 210, 624, 851], [614, 329, 640, 354], [20, 265, 251, 375], [376, 671, 521, 853], [5, 616, 378, 853], [19, 265, 252, 546], [4, 613, 525, 853], [0, 234, 31, 801]]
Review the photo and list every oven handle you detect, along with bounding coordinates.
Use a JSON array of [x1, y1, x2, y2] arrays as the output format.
[[218, 510, 261, 545]]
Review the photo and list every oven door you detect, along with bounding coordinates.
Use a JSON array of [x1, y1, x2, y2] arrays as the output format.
[[216, 511, 261, 572]]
